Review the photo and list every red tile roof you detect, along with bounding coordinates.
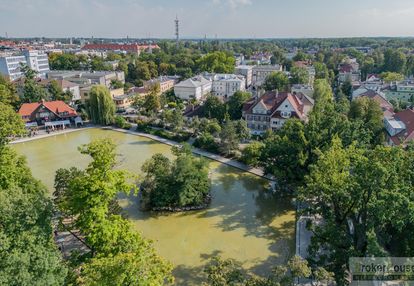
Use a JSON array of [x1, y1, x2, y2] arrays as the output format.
[[18, 100, 77, 118], [243, 91, 310, 120], [390, 109, 414, 145]]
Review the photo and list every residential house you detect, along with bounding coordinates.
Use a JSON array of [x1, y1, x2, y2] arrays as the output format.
[[242, 91, 314, 135], [235, 65, 253, 87], [174, 76, 212, 101], [338, 59, 361, 83], [18, 100, 77, 125], [385, 109, 414, 146], [252, 65, 283, 87]]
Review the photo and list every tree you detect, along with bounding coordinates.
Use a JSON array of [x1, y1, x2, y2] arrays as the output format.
[[143, 83, 161, 112], [141, 144, 210, 208], [263, 72, 289, 92], [202, 95, 226, 122], [260, 119, 308, 188], [0, 104, 67, 285], [240, 141, 264, 167], [379, 71, 404, 83], [78, 251, 173, 286], [0, 76, 19, 108], [219, 121, 239, 156], [196, 51, 235, 73], [0, 102, 26, 145], [340, 80, 353, 100], [54, 139, 173, 283], [383, 49, 406, 73], [299, 138, 414, 284], [88, 85, 116, 125], [233, 119, 250, 142], [290, 66, 309, 85], [226, 91, 251, 120], [163, 109, 184, 131]]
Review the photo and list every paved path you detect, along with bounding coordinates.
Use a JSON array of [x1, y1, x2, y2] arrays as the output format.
[[10, 126, 94, 145], [107, 126, 275, 182]]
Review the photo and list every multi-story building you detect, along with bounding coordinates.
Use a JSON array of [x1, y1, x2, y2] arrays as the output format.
[[46, 70, 125, 88], [235, 65, 253, 87], [39, 79, 81, 102], [242, 91, 314, 135], [292, 61, 316, 85], [252, 65, 283, 87], [144, 76, 177, 94], [203, 73, 246, 100], [174, 76, 212, 101], [0, 50, 50, 81]]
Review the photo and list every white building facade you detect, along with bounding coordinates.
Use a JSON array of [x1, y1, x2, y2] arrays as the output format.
[[235, 65, 253, 87], [206, 74, 246, 100], [0, 50, 50, 81], [174, 76, 212, 101]]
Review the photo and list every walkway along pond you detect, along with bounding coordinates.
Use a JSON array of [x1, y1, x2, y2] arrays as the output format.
[[12, 128, 294, 285]]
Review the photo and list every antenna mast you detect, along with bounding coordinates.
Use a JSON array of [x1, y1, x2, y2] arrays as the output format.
[[175, 16, 179, 48]]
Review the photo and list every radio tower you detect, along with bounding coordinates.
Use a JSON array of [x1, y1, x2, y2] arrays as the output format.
[[175, 16, 179, 48]]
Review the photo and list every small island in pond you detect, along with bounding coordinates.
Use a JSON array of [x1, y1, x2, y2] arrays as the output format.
[[140, 144, 211, 212]]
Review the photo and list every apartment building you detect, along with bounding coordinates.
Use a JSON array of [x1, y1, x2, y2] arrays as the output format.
[[0, 50, 50, 81], [174, 76, 212, 101], [203, 73, 246, 100], [252, 65, 283, 87], [144, 76, 177, 94], [235, 65, 253, 87]]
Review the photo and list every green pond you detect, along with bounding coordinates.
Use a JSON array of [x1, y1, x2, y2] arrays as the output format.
[[13, 128, 295, 285]]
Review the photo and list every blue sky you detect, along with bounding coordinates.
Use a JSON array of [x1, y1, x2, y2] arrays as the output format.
[[1, 0, 414, 38]]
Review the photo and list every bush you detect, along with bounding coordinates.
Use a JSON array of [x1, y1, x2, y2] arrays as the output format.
[[114, 115, 127, 128], [194, 132, 220, 153]]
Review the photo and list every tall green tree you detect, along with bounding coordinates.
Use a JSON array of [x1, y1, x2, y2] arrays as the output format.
[[226, 91, 251, 120], [54, 139, 173, 284], [290, 66, 309, 85], [263, 72, 289, 92], [88, 85, 116, 125], [0, 102, 67, 285], [196, 51, 235, 73]]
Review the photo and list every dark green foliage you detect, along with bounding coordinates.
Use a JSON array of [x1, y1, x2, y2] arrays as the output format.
[[263, 72, 289, 92], [88, 85, 116, 125], [141, 144, 210, 209]]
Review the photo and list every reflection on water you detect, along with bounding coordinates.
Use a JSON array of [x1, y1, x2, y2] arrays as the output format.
[[13, 128, 295, 285]]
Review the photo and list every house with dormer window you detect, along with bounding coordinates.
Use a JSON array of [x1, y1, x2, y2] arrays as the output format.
[[242, 91, 314, 135]]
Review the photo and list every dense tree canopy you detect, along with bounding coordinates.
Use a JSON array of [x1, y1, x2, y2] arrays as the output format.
[[263, 72, 289, 92], [54, 139, 174, 285], [141, 144, 210, 209]]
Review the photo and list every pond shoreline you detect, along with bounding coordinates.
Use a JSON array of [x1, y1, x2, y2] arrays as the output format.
[[107, 125, 276, 182], [11, 125, 275, 182], [148, 193, 212, 213]]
